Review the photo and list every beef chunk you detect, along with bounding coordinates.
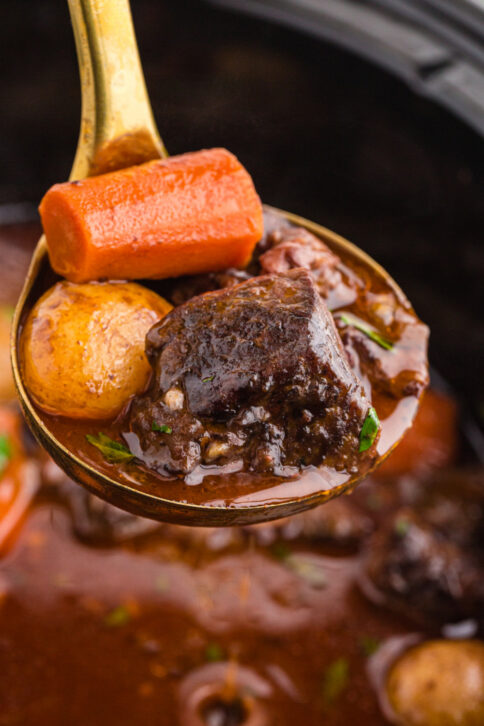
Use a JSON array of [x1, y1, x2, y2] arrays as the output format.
[[245, 497, 373, 549], [164, 210, 429, 405], [258, 216, 428, 403], [58, 480, 160, 545], [361, 507, 484, 627], [166, 268, 252, 307], [336, 298, 429, 400], [128, 268, 377, 479], [280, 497, 373, 547], [259, 226, 344, 299], [257, 215, 360, 310]]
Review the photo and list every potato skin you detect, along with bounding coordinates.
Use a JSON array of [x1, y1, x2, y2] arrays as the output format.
[[21, 281, 172, 419], [386, 639, 484, 726]]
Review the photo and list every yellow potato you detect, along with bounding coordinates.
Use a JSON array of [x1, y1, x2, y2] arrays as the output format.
[[387, 639, 484, 726], [21, 281, 172, 419]]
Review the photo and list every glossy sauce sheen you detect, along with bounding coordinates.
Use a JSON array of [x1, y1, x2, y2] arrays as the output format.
[[0, 391, 476, 726], [0, 502, 410, 725], [37, 211, 429, 508]]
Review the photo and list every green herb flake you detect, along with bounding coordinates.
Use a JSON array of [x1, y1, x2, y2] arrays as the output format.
[[2, 305, 14, 321], [202, 375, 215, 383], [86, 433, 134, 463], [285, 554, 327, 589], [0, 434, 12, 475], [359, 407, 380, 453], [394, 517, 411, 537], [338, 313, 393, 351], [321, 658, 349, 705], [359, 635, 381, 657], [155, 574, 169, 593], [205, 642, 225, 662], [270, 541, 292, 561], [104, 605, 131, 627], [152, 422, 173, 434]]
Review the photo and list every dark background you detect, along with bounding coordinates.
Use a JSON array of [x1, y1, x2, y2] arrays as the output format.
[[1, 0, 483, 427]]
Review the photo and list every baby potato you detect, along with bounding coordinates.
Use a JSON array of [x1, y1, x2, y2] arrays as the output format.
[[386, 639, 484, 726], [21, 281, 172, 419]]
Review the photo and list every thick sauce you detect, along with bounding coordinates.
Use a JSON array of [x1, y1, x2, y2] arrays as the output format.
[[0, 390, 480, 726], [0, 496, 415, 725]]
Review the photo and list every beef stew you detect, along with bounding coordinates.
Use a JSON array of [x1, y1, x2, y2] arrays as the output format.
[[3, 221, 483, 725], [22, 205, 428, 513]]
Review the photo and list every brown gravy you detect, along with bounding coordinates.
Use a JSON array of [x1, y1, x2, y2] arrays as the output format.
[[1, 220, 481, 726], [0, 388, 472, 726]]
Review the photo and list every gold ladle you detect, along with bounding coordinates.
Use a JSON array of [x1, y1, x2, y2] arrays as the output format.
[[11, 0, 422, 526]]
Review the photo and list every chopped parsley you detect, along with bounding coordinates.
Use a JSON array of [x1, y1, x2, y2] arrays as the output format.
[[202, 375, 215, 383], [270, 545, 327, 588], [270, 541, 292, 561], [104, 605, 131, 627], [0, 434, 12, 475], [285, 554, 327, 589], [86, 433, 134, 463], [359, 635, 380, 657], [152, 422, 173, 434], [205, 642, 225, 662], [359, 407, 380, 453], [338, 313, 393, 351], [2, 305, 14, 321], [394, 517, 411, 537], [321, 658, 349, 705]]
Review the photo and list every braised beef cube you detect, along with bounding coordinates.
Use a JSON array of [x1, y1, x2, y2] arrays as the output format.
[[129, 268, 377, 478], [420, 470, 484, 549], [283, 497, 374, 547], [162, 211, 429, 411], [245, 497, 373, 549], [259, 226, 341, 294], [337, 301, 429, 401], [166, 268, 252, 307], [59, 481, 160, 545], [258, 220, 358, 309], [361, 507, 484, 627]]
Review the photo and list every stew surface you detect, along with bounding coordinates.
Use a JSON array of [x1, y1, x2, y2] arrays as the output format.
[[3, 223, 483, 726]]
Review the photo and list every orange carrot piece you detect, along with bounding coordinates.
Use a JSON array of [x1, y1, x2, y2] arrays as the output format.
[[0, 406, 39, 552], [39, 148, 263, 283]]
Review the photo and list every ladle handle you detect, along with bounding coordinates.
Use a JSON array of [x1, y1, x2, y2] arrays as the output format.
[[67, 0, 167, 179]]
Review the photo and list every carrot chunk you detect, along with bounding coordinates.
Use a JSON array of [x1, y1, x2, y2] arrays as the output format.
[[39, 148, 263, 283]]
